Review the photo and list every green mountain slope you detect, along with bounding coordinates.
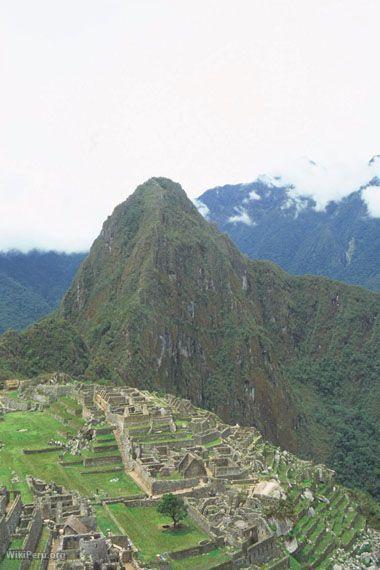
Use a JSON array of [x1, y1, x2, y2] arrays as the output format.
[[0, 273, 51, 332], [0, 178, 378, 496], [0, 316, 89, 379], [197, 178, 380, 291], [0, 250, 86, 333]]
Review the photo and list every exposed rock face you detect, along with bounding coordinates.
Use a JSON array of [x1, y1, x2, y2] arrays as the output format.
[[1, 178, 379, 496]]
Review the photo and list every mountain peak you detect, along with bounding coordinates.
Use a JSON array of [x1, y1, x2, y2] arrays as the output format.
[[133, 177, 189, 203]]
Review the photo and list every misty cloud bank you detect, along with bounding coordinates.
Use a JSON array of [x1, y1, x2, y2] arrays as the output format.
[[266, 156, 380, 217]]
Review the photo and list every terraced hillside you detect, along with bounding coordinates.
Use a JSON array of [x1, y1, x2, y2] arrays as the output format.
[[0, 376, 377, 569]]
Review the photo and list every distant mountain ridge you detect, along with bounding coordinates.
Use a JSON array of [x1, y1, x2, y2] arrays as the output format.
[[0, 250, 86, 333], [197, 175, 380, 291]]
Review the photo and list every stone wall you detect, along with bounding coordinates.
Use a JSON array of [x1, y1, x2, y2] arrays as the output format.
[[6, 493, 22, 535], [141, 438, 195, 452], [220, 427, 231, 438], [104, 497, 158, 508], [83, 455, 121, 467], [186, 504, 221, 537], [2, 398, 30, 411], [194, 431, 220, 445], [94, 444, 119, 453], [0, 493, 22, 559], [133, 457, 205, 495], [23, 447, 62, 454], [20, 509, 43, 570], [246, 536, 280, 565], [81, 467, 122, 476], [168, 539, 224, 560], [0, 516, 11, 559], [0, 494, 7, 516], [151, 477, 202, 495]]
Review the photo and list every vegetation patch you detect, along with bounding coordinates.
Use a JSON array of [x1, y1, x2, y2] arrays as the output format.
[[0, 408, 140, 501], [107, 503, 208, 562]]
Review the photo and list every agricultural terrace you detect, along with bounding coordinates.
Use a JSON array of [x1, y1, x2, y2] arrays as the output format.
[[0, 398, 140, 502]]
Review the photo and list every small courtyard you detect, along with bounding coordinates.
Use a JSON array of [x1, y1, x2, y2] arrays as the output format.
[[107, 503, 209, 563]]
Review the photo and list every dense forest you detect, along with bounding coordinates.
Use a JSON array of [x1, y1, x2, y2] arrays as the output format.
[[197, 178, 380, 291], [0, 250, 86, 333]]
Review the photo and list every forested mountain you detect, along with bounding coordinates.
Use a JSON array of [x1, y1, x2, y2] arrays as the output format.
[[197, 176, 380, 291], [0, 250, 86, 333], [0, 178, 378, 497]]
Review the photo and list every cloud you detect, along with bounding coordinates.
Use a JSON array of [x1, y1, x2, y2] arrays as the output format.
[[280, 187, 311, 218], [192, 198, 210, 219], [266, 157, 380, 217], [248, 189, 261, 201], [227, 207, 254, 226], [362, 185, 380, 218]]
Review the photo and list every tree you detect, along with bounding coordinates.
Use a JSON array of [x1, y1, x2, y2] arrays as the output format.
[[157, 493, 188, 528]]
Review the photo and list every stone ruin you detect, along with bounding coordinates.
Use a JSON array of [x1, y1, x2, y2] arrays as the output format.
[[1, 377, 377, 569], [1, 477, 135, 570], [85, 385, 297, 566]]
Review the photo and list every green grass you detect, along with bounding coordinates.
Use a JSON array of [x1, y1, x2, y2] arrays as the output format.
[[170, 548, 230, 569], [63, 467, 141, 498], [107, 504, 208, 562], [95, 505, 123, 535], [175, 420, 188, 428], [48, 398, 85, 431], [0, 410, 141, 501], [289, 556, 302, 569], [0, 536, 24, 569], [2, 390, 19, 399], [0, 555, 21, 568], [203, 438, 222, 448]]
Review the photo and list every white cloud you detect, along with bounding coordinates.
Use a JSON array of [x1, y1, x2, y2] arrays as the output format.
[[362, 185, 380, 218], [228, 207, 254, 226], [265, 157, 380, 216], [248, 189, 261, 201], [280, 188, 310, 218], [193, 198, 210, 219], [256, 175, 283, 189]]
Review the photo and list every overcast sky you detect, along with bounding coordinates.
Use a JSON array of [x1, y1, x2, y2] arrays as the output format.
[[1, 0, 379, 251]]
